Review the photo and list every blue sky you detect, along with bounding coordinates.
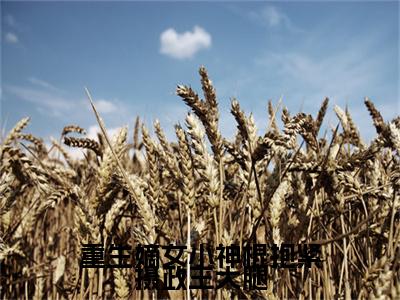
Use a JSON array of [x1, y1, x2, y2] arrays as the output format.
[[1, 1, 399, 144]]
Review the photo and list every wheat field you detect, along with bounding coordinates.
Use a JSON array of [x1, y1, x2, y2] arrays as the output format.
[[0, 66, 399, 299]]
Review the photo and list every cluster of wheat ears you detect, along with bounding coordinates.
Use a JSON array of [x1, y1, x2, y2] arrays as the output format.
[[0, 67, 399, 300]]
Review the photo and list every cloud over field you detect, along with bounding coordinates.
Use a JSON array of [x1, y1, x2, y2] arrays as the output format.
[[93, 99, 117, 114], [5, 32, 18, 44], [160, 26, 211, 59]]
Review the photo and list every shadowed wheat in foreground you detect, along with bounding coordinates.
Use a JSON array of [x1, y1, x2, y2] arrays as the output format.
[[0, 67, 399, 299]]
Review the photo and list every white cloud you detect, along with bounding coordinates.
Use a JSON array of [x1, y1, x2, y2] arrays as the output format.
[[28, 77, 61, 92], [261, 6, 285, 27], [248, 5, 302, 33], [94, 99, 117, 114], [251, 42, 396, 141], [5, 85, 72, 113], [84, 98, 119, 114], [14, 78, 121, 117], [254, 49, 382, 105], [211, 26, 396, 142], [3, 81, 93, 119], [5, 32, 18, 44], [160, 26, 211, 59], [87, 125, 122, 141]]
